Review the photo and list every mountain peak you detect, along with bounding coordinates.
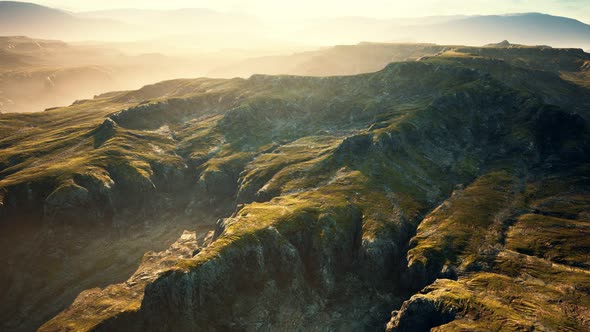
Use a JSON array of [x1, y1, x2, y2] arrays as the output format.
[[0, 1, 66, 12], [496, 40, 511, 47], [0, 1, 71, 20]]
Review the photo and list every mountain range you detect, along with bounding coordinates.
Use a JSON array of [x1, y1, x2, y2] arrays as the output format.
[[5, 37, 587, 114], [0, 1, 138, 41], [1, 1, 590, 50], [1, 41, 589, 332]]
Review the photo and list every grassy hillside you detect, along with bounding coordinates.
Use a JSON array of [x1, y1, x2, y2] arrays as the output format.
[[389, 166, 590, 331], [0, 45, 589, 331], [211, 41, 590, 102]]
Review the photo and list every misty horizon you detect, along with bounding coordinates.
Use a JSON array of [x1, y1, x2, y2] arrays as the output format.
[[22, 0, 590, 23]]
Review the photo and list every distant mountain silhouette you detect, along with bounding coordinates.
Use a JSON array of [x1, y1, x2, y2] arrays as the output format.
[[285, 13, 590, 48], [0, 1, 137, 41], [406, 13, 590, 48], [0, 2, 589, 50], [0, 1, 68, 20], [0, 2, 279, 48]]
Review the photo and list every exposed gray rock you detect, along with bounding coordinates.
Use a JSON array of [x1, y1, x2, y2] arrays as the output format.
[[385, 294, 457, 332], [43, 181, 91, 224]]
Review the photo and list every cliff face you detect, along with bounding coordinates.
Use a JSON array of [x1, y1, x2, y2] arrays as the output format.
[[387, 165, 590, 331], [1, 46, 590, 331]]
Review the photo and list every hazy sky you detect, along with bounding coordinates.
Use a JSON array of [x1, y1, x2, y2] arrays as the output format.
[[32, 0, 590, 22]]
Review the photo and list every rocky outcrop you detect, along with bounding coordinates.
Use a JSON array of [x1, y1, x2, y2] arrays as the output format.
[[43, 180, 92, 224], [111, 93, 243, 131], [385, 280, 465, 332], [92, 118, 117, 148], [41, 200, 388, 331], [387, 161, 590, 330]]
